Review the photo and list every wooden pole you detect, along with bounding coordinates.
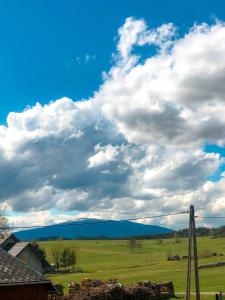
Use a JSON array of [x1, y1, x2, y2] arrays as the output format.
[[186, 205, 200, 300], [186, 207, 192, 300], [191, 205, 200, 300]]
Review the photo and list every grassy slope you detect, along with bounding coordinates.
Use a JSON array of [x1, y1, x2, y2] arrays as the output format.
[[40, 237, 225, 297]]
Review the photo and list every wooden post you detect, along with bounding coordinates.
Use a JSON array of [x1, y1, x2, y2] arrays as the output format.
[[191, 205, 200, 300], [186, 208, 192, 300], [186, 205, 200, 300], [215, 293, 222, 300]]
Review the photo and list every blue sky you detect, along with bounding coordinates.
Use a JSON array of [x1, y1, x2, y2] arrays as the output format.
[[0, 0, 225, 122], [2, 1, 225, 228], [205, 145, 225, 181]]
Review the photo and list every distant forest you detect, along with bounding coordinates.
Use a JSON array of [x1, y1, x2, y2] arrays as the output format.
[[176, 226, 225, 238], [135, 226, 225, 240]]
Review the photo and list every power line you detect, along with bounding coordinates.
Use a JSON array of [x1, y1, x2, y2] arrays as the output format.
[[1, 210, 189, 230]]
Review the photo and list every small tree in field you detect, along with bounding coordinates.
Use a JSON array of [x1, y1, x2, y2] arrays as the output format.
[[51, 248, 62, 271], [173, 232, 181, 244], [51, 246, 77, 272], [136, 239, 143, 252], [59, 247, 77, 271], [128, 237, 139, 254], [155, 237, 163, 245], [60, 248, 70, 270], [68, 249, 77, 271]]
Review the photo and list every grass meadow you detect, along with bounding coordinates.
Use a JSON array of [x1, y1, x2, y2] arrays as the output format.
[[40, 237, 225, 298]]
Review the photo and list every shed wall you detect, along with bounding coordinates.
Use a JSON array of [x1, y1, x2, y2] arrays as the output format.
[[17, 247, 43, 273], [0, 284, 49, 300]]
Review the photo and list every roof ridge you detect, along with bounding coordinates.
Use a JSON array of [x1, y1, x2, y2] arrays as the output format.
[[8, 241, 31, 257]]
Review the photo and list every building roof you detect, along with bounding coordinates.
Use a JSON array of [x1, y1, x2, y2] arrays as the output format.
[[0, 237, 8, 247], [8, 242, 51, 268], [0, 247, 56, 291], [8, 242, 30, 257], [0, 234, 18, 247]]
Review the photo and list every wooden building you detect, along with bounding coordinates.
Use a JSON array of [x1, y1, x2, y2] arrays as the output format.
[[9, 242, 45, 273], [0, 234, 52, 273], [0, 247, 57, 300]]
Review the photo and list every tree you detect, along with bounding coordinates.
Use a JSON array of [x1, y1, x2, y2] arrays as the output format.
[[59, 248, 70, 270], [59, 247, 77, 271], [51, 246, 77, 271], [68, 249, 77, 271], [0, 206, 10, 239], [173, 233, 181, 244], [155, 237, 163, 245], [136, 239, 143, 252], [51, 248, 62, 270], [128, 237, 140, 254]]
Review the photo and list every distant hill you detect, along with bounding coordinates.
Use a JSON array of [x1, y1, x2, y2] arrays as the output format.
[[14, 219, 173, 241]]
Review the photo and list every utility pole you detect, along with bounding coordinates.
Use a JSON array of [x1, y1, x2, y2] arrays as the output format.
[[186, 205, 200, 300]]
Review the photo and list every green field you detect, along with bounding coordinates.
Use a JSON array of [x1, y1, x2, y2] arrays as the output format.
[[40, 237, 225, 298]]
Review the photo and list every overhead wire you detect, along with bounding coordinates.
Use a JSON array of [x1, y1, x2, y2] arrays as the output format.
[[1, 210, 189, 230]]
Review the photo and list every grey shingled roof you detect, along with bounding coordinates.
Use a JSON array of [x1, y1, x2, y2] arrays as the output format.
[[0, 236, 8, 246], [0, 247, 50, 286], [8, 242, 30, 257], [0, 234, 19, 247]]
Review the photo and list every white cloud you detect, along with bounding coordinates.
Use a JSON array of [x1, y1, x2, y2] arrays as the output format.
[[117, 17, 146, 62], [88, 144, 119, 168], [64, 54, 96, 70], [8, 211, 79, 228], [100, 19, 225, 148], [85, 54, 96, 63]]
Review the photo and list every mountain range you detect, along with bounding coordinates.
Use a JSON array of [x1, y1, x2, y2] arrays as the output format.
[[14, 219, 173, 240]]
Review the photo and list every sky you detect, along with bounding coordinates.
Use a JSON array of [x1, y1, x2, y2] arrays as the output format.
[[1, 0, 225, 229]]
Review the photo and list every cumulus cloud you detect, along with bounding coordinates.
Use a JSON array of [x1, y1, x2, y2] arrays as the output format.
[[88, 144, 120, 168], [101, 19, 225, 148], [1, 17, 225, 228], [8, 210, 78, 228]]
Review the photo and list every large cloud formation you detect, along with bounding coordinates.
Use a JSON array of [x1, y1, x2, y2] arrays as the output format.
[[3, 18, 225, 228]]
